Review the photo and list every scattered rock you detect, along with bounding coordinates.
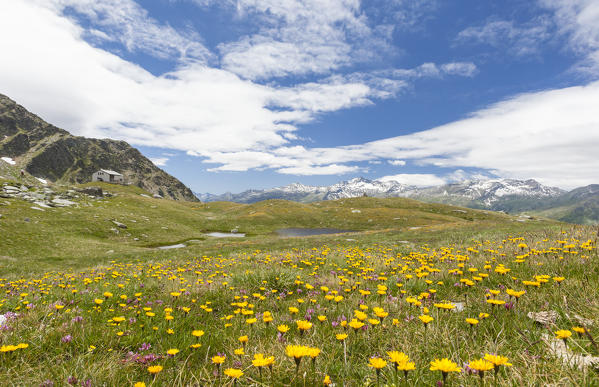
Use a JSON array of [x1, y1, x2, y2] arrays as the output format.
[[51, 198, 76, 207], [111, 220, 127, 229], [24, 217, 30, 222], [351, 209, 361, 213], [152, 194, 163, 199], [30, 206, 45, 211], [77, 186, 103, 197], [527, 310, 558, 325], [140, 194, 151, 198], [452, 209, 467, 213], [542, 333, 599, 369], [106, 250, 114, 254]]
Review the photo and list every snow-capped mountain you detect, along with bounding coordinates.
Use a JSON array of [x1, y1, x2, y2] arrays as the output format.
[[414, 178, 565, 208], [196, 177, 565, 209], [195, 177, 599, 224]]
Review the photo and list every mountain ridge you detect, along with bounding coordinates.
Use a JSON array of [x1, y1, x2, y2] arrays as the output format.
[[0, 93, 198, 201], [196, 177, 598, 224]]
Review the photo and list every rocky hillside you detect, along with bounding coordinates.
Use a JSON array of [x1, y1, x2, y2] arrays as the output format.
[[0, 94, 197, 201]]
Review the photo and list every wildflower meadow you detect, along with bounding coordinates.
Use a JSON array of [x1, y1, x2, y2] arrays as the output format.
[[0, 228, 597, 386]]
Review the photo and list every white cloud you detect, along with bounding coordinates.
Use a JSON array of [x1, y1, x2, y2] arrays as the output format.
[[455, 18, 553, 57], [40, 0, 213, 63], [0, 0, 477, 176], [388, 159, 406, 166], [150, 157, 169, 166], [377, 173, 446, 187], [216, 0, 381, 80], [277, 164, 362, 176], [541, 0, 599, 74]]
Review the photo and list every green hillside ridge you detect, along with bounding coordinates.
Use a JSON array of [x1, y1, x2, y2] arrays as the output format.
[[0, 176, 560, 277], [0, 93, 197, 201]]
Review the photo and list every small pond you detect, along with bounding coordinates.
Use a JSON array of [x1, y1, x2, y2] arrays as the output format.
[[205, 232, 246, 238], [157, 243, 186, 250], [276, 228, 354, 237]]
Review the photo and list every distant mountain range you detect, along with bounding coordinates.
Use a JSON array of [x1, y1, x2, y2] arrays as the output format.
[[197, 177, 599, 225], [0, 94, 197, 201]]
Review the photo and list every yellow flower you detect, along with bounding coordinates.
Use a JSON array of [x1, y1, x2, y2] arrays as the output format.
[[252, 353, 275, 367], [286, 344, 309, 368], [147, 365, 163, 375], [336, 333, 348, 341], [166, 348, 179, 356], [555, 330, 572, 340], [468, 358, 494, 375], [348, 319, 364, 330], [224, 368, 243, 379], [277, 324, 290, 333], [192, 330, 205, 337], [483, 354, 512, 368], [572, 326, 586, 334], [430, 358, 461, 373], [323, 375, 332, 386], [94, 298, 103, 305], [134, 382, 146, 387], [397, 360, 416, 372], [387, 351, 409, 365], [296, 320, 313, 331], [234, 348, 244, 355], [212, 355, 226, 364], [238, 335, 248, 343], [368, 357, 387, 369], [418, 314, 434, 325], [466, 318, 479, 326]]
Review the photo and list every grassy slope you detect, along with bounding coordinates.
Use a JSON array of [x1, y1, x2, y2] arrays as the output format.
[[1, 175, 598, 386], [0, 176, 559, 277]]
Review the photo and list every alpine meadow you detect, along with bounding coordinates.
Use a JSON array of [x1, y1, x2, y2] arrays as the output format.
[[1, 1, 599, 386]]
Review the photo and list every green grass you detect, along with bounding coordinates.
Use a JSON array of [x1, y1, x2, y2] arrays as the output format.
[[0, 176, 597, 386]]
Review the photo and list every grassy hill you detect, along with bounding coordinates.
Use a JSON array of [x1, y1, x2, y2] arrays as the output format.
[[0, 174, 559, 277]]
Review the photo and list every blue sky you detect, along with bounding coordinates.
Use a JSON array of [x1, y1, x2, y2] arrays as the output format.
[[1, 0, 598, 193]]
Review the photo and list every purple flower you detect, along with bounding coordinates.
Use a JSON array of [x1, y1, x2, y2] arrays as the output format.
[[80, 379, 92, 387], [40, 381, 54, 387], [138, 342, 151, 352], [61, 335, 73, 343], [71, 316, 83, 323], [277, 332, 285, 343], [67, 376, 78, 385]]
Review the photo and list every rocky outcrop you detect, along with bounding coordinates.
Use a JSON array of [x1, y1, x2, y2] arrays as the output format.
[[0, 94, 198, 201]]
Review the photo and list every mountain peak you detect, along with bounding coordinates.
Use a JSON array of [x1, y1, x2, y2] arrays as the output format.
[[0, 94, 198, 201]]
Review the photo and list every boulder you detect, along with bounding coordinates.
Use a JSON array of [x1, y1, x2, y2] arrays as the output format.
[[112, 220, 127, 229], [77, 186, 103, 197]]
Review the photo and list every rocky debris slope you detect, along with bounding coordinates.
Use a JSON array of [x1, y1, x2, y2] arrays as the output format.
[[0, 183, 109, 209]]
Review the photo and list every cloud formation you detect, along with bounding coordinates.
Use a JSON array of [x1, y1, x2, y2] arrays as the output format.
[[0, 0, 598, 190]]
